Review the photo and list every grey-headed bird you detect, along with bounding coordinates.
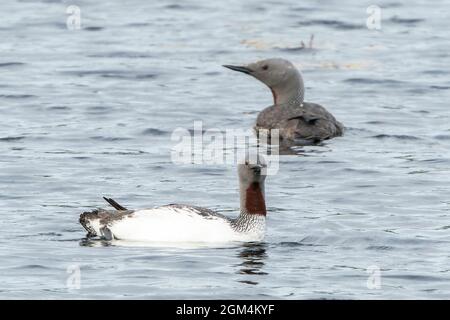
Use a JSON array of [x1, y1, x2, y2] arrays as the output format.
[[224, 58, 343, 144]]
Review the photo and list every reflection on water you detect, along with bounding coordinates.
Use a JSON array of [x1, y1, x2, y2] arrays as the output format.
[[237, 242, 268, 285], [79, 237, 112, 247]]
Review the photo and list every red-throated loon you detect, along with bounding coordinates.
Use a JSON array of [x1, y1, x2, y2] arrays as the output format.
[[80, 157, 268, 243], [224, 58, 344, 144]]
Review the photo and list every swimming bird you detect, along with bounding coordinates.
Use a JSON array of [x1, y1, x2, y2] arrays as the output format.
[[79, 158, 268, 242], [223, 58, 344, 144]]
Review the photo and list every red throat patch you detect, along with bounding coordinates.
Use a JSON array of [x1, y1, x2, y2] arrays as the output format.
[[245, 182, 266, 216]]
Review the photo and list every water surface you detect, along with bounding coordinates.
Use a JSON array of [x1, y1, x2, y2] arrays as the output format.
[[0, 0, 449, 299]]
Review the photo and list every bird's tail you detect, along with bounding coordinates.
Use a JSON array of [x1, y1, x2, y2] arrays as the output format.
[[103, 197, 127, 210]]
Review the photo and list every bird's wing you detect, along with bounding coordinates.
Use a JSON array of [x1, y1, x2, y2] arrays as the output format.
[[285, 103, 343, 141], [287, 111, 322, 124], [162, 204, 230, 220], [286, 102, 332, 123]]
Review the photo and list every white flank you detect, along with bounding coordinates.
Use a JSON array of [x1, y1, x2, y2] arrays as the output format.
[[104, 206, 265, 243]]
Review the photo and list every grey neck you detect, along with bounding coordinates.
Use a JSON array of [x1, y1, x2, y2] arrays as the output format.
[[271, 70, 305, 106]]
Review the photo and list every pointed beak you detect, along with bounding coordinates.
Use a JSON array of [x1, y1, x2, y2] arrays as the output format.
[[223, 65, 253, 74]]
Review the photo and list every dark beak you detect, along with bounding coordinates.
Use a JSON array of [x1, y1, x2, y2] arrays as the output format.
[[252, 165, 262, 174], [223, 65, 253, 74]]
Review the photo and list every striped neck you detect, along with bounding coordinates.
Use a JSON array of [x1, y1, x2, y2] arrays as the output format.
[[232, 212, 266, 234]]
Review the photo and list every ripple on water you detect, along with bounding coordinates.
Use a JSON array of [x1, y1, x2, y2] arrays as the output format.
[[297, 19, 362, 30], [434, 135, 450, 140], [276, 241, 316, 247], [0, 62, 25, 68], [61, 70, 158, 80], [422, 70, 450, 75], [98, 150, 145, 155], [389, 16, 425, 25], [0, 136, 26, 142], [371, 134, 421, 141], [87, 51, 154, 59], [17, 264, 51, 270], [383, 274, 444, 282], [366, 245, 394, 251], [89, 136, 133, 142], [344, 78, 406, 86], [46, 106, 71, 111], [430, 85, 450, 90], [141, 128, 169, 136], [0, 94, 35, 99], [83, 26, 104, 32]]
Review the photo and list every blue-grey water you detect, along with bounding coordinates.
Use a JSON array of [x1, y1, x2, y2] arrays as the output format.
[[1, 0, 449, 299]]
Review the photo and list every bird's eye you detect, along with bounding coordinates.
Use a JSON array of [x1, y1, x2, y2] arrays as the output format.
[[262, 65, 269, 70]]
